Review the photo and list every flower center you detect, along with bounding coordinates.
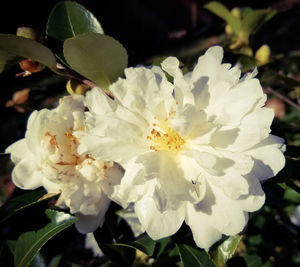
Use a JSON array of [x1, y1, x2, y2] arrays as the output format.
[[147, 123, 185, 151], [43, 129, 112, 181]]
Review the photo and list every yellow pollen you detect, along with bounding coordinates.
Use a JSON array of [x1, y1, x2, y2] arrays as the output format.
[[148, 125, 185, 151]]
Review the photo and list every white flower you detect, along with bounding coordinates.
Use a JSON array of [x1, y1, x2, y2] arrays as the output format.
[[80, 46, 286, 250], [5, 95, 123, 233], [290, 205, 300, 226]]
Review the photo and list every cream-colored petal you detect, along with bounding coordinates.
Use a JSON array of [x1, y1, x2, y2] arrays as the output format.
[[75, 195, 111, 234], [135, 195, 185, 240], [5, 139, 29, 163], [12, 158, 43, 189], [245, 135, 286, 181]]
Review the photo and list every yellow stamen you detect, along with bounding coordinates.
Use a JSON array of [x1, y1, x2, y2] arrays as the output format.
[[148, 123, 185, 151]]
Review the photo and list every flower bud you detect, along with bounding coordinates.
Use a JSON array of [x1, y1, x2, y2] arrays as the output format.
[[231, 7, 241, 18], [19, 59, 45, 74], [265, 98, 286, 119], [66, 80, 91, 95], [255, 44, 271, 66], [16, 27, 44, 43]]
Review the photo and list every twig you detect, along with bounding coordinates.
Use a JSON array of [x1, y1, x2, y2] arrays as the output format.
[[264, 87, 300, 111]]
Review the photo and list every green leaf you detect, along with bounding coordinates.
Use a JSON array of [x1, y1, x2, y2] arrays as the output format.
[[244, 254, 263, 267], [14, 209, 76, 267], [47, 1, 104, 42], [241, 9, 277, 40], [238, 55, 257, 73], [48, 254, 63, 267], [0, 34, 58, 73], [6, 241, 47, 267], [204, 1, 241, 34], [63, 33, 128, 89], [176, 244, 216, 267], [0, 50, 21, 72], [210, 235, 242, 267], [0, 189, 59, 225], [113, 234, 156, 256]]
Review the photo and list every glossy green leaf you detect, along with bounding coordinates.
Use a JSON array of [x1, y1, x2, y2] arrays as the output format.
[[0, 34, 58, 73], [241, 9, 277, 39], [114, 234, 156, 256], [210, 235, 242, 267], [7, 241, 47, 267], [177, 244, 216, 267], [14, 209, 76, 267], [0, 189, 59, 225], [204, 1, 241, 34], [63, 33, 128, 89], [47, 1, 104, 42]]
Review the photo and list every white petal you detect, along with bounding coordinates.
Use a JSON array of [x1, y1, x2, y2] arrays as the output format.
[[215, 107, 275, 152], [85, 87, 116, 115], [75, 196, 111, 233], [212, 79, 265, 126], [134, 195, 185, 239], [12, 158, 43, 189], [137, 151, 198, 205], [5, 139, 28, 163], [236, 174, 265, 212], [186, 183, 248, 237], [111, 158, 150, 206], [161, 57, 194, 108], [25, 109, 50, 159], [246, 135, 286, 181], [185, 202, 222, 251]]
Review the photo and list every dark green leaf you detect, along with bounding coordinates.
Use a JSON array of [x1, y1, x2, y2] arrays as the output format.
[[177, 244, 216, 267], [244, 254, 263, 267], [0, 34, 58, 73], [6, 241, 47, 267], [0, 189, 59, 225], [210, 235, 242, 267], [47, 1, 103, 42], [48, 254, 63, 267], [241, 9, 277, 39], [0, 50, 21, 72], [155, 237, 170, 257], [238, 55, 257, 73], [63, 33, 128, 89], [204, 1, 241, 34], [14, 209, 76, 267], [113, 234, 156, 256]]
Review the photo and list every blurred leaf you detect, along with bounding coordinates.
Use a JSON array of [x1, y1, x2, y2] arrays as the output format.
[[14, 209, 76, 267], [114, 234, 156, 256], [204, 1, 241, 34], [47, 1, 103, 42], [48, 254, 63, 267], [241, 9, 277, 40], [0, 34, 58, 73], [155, 237, 170, 258], [176, 244, 216, 267], [0, 189, 59, 225], [238, 55, 257, 72], [210, 235, 242, 267], [63, 33, 128, 90], [244, 254, 263, 267]]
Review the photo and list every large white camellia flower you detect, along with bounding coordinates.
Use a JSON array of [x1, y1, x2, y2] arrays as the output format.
[[80, 46, 286, 250], [6, 95, 123, 233]]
